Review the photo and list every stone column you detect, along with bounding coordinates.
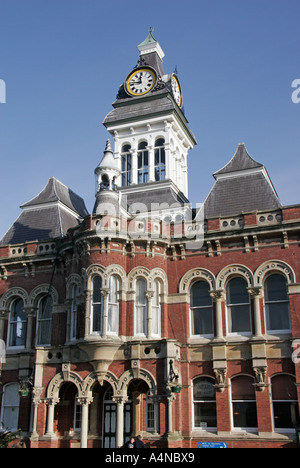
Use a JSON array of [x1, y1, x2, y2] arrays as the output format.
[[113, 396, 128, 448], [45, 397, 59, 437], [31, 387, 43, 439], [148, 144, 155, 182], [24, 307, 35, 349], [146, 291, 154, 338], [77, 396, 93, 449], [101, 288, 110, 338], [167, 393, 176, 434], [248, 287, 263, 337], [210, 290, 225, 339]]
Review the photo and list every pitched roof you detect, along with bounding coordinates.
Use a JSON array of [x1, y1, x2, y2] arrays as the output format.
[[21, 177, 88, 217], [204, 143, 282, 218], [214, 142, 263, 177], [0, 178, 88, 246]]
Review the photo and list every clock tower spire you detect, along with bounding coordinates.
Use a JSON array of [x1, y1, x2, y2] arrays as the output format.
[[103, 30, 197, 219]]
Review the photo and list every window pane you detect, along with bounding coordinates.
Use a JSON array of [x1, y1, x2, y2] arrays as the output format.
[[136, 278, 146, 305], [192, 307, 214, 335], [194, 378, 216, 401], [227, 278, 249, 304], [266, 302, 290, 331], [93, 276, 102, 303], [194, 402, 217, 428], [193, 378, 216, 428], [265, 275, 288, 302], [273, 402, 299, 429], [93, 304, 102, 332], [272, 375, 297, 400], [232, 402, 257, 428], [191, 282, 212, 307], [229, 304, 251, 333]]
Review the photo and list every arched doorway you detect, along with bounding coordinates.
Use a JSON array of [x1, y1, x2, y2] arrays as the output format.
[[127, 379, 152, 437], [102, 386, 132, 448]]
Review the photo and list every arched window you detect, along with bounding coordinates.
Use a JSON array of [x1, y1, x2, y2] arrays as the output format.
[[154, 138, 166, 181], [91, 276, 103, 334], [152, 279, 161, 337], [231, 375, 257, 430], [137, 142, 149, 184], [70, 284, 78, 341], [121, 144, 132, 187], [0, 383, 20, 431], [107, 275, 119, 335], [271, 374, 299, 430], [36, 296, 53, 346], [135, 278, 147, 336], [193, 377, 217, 429], [264, 274, 291, 333], [8, 299, 27, 348], [146, 391, 155, 431], [190, 281, 214, 337], [226, 278, 251, 335]]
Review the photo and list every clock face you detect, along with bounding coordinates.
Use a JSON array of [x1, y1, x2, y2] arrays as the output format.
[[171, 75, 182, 107], [126, 68, 157, 96]]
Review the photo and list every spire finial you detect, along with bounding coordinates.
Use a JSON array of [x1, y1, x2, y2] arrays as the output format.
[[105, 139, 112, 153]]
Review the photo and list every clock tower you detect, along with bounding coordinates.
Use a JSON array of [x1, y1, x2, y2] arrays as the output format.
[[103, 29, 197, 219]]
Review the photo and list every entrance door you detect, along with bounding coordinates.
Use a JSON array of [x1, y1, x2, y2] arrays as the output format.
[[103, 388, 132, 448]]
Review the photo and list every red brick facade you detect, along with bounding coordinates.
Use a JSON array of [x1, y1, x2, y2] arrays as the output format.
[[0, 205, 300, 448]]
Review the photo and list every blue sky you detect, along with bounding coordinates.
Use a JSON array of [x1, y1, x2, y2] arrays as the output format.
[[0, 0, 299, 239]]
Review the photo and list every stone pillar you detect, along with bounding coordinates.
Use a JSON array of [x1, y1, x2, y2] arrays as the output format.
[[148, 144, 155, 182], [113, 396, 128, 448], [45, 397, 59, 437], [31, 387, 43, 439], [24, 307, 35, 349], [101, 288, 110, 338], [210, 290, 225, 339], [77, 396, 93, 449], [248, 287, 263, 337], [167, 393, 176, 434], [146, 291, 154, 338]]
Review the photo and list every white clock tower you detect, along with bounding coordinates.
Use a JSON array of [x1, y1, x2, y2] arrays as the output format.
[[102, 29, 197, 219]]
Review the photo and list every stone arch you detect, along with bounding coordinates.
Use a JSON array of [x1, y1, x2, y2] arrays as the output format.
[[128, 266, 151, 291], [216, 264, 254, 289], [82, 370, 119, 396], [179, 268, 216, 294], [66, 273, 83, 300], [29, 284, 59, 308], [149, 268, 168, 296], [102, 264, 127, 289], [0, 287, 29, 310], [254, 260, 296, 286], [46, 370, 84, 400], [117, 368, 157, 397]]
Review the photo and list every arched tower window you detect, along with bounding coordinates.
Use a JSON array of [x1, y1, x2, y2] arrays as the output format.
[[91, 276, 103, 334], [135, 277, 147, 336], [137, 141, 149, 184], [121, 144, 132, 187], [154, 138, 165, 181]]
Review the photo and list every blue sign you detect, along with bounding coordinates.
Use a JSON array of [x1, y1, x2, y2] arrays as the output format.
[[198, 442, 227, 449]]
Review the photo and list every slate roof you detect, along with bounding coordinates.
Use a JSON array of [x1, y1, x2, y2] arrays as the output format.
[[0, 178, 88, 246], [203, 143, 282, 219]]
